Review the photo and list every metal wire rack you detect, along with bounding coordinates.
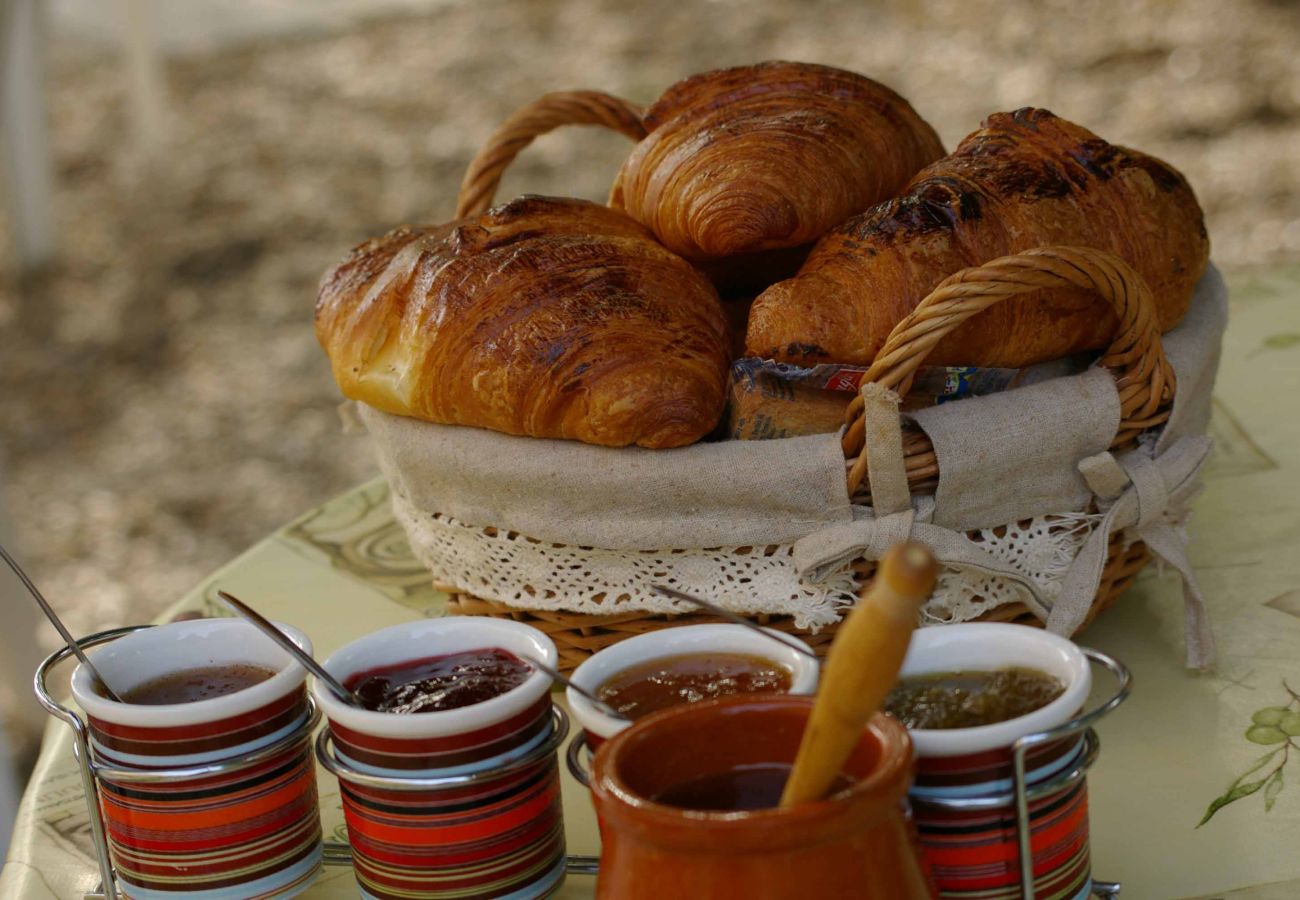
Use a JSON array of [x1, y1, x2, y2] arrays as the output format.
[[34, 627, 597, 899], [565, 647, 1129, 900], [38, 628, 1125, 899]]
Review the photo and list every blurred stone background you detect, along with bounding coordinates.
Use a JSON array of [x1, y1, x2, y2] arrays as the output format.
[[0, 0, 1297, 750]]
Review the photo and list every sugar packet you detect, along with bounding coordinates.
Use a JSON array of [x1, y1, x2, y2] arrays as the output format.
[[726, 355, 1091, 440]]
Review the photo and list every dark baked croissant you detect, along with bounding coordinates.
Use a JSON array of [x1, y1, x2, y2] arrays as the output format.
[[315, 196, 729, 448], [746, 108, 1210, 368], [609, 61, 944, 267]]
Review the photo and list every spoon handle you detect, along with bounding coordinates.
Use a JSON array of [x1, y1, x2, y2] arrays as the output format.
[[515, 653, 629, 721], [651, 585, 821, 663], [780, 543, 937, 808], [216, 591, 363, 708], [0, 542, 124, 702]]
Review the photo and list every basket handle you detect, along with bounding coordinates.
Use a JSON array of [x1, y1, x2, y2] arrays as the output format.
[[455, 90, 647, 219], [841, 246, 1176, 498]]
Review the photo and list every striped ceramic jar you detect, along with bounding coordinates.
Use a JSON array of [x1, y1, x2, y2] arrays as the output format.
[[896, 623, 1096, 900], [70, 619, 324, 900], [911, 736, 1092, 899], [315, 618, 566, 900]]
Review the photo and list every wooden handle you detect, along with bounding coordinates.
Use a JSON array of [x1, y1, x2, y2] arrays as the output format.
[[455, 90, 647, 218], [841, 245, 1177, 502], [780, 542, 939, 807]]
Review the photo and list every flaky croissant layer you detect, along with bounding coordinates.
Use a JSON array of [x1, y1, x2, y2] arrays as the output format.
[[315, 197, 730, 448], [746, 108, 1210, 368], [610, 61, 945, 266]]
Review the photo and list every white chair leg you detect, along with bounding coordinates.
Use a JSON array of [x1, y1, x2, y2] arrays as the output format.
[[118, 0, 168, 153], [0, 0, 57, 269]]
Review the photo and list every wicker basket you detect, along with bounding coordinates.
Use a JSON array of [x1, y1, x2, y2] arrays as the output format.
[[428, 92, 1177, 671]]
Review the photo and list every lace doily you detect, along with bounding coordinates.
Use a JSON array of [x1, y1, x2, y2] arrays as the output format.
[[924, 512, 1100, 623], [392, 492, 1104, 629]]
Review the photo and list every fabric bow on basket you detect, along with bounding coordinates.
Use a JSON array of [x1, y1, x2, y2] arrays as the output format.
[[796, 245, 1221, 670], [1056, 436, 1215, 668], [792, 385, 1053, 617], [794, 385, 1217, 670], [794, 383, 1057, 634]]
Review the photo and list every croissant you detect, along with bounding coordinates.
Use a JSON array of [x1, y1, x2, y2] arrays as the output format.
[[315, 196, 729, 449], [609, 61, 945, 268], [746, 108, 1210, 368]]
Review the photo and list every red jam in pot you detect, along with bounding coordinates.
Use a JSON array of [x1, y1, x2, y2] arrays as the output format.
[[596, 652, 792, 720], [347, 648, 532, 714]]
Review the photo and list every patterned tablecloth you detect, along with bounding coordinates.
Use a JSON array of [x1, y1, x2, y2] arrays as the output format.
[[4, 265, 1300, 899]]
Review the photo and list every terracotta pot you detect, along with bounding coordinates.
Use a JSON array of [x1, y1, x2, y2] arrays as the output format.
[[589, 694, 935, 900]]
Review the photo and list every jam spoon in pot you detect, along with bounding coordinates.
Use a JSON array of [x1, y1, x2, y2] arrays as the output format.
[[514, 652, 630, 721], [217, 590, 367, 709], [650, 584, 822, 664]]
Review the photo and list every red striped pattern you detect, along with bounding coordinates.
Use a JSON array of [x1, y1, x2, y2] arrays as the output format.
[[331, 695, 553, 771], [341, 755, 566, 899], [913, 736, 1077, 788], [910, 739, 1091, 899], [89, 690, 305, 742], [98, 735, 323, 897], [329, 702, 566, 899], [89, 689, 310, 764]]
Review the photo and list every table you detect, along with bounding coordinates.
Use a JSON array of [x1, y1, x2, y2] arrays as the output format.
[[5, 265, 1300, 899]]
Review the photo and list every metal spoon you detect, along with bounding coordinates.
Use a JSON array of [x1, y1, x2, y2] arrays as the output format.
[[651, 584, 823, 664], [1, 541, 125, 702], [216, 590, 366, 709], [515, 651, 630, 721]]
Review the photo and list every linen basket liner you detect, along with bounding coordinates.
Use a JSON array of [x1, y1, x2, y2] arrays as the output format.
[[359, 266, 1226, 667]]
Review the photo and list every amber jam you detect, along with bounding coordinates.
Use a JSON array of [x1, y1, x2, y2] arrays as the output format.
[[106, 663, 279, 705], [347, 648, 532, 714], [652, 764, 854, 812], [884, 667, 1065, 730], [596, 653, 792, 720]]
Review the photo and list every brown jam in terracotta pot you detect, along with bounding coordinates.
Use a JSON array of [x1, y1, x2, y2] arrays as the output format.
[[596, 653, 792, 720], [884, 667, 1065, 729], [652, 763, 854, 811], [347, 648, 531, 714], [108, 663, 279, 704]]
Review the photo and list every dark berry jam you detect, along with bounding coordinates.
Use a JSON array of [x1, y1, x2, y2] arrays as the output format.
[[346, 648, 532, 714]]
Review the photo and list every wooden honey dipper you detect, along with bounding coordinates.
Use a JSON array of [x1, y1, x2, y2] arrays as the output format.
[[781, 541, 938, 807]]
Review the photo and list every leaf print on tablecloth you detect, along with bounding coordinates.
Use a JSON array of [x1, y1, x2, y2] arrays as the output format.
[[1250, 332, 1300, 356], [1198, 681, 1300, 826], [1260, 332, 1300, 352], [1264, 767, 1284, 812]]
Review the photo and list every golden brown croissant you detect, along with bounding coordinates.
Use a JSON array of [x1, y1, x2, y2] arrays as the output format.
[[746, 108, 1210, 368], [609, 61, 944, 267], [315, 196, 729, 449]]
